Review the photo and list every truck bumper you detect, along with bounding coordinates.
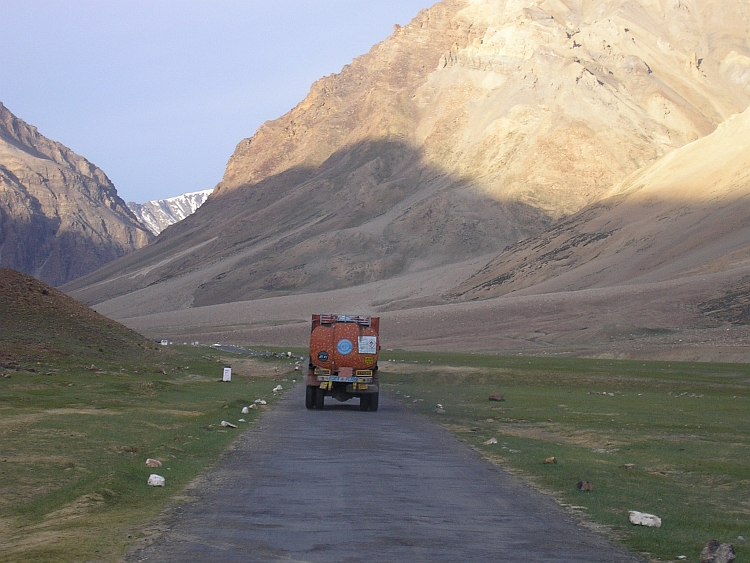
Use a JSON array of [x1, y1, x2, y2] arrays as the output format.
[[345, 383, 379, 394], [311, 379, 379, 394]]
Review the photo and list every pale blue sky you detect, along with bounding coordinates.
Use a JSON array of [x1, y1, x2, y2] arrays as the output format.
[[0, 1, 434, 203]]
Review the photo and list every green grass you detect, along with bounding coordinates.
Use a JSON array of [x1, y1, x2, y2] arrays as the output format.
[[3, 330, 747, 562], [380, 351, 750, 563], [0, 345, 298, 563]]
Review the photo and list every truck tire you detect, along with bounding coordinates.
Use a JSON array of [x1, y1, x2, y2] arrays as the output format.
[[315, 387, 325, 409], [359, 394, 370, 411], [305, 386, 316, 409], [369, 392, 379, 412]]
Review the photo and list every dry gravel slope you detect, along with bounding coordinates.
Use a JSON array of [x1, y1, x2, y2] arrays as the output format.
[[454, 104, 750, 301]]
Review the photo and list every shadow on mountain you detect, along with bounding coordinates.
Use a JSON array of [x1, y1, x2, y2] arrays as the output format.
[[64, 139, 552, 308]]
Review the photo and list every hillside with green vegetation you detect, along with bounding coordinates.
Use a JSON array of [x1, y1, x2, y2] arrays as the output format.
[[0, 267, 159, 368]]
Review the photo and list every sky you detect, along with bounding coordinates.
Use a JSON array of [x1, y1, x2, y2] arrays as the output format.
[[0, 1, 434, 203]]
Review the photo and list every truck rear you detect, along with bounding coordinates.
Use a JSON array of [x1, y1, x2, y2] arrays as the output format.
[[306, 314, 380, 411]]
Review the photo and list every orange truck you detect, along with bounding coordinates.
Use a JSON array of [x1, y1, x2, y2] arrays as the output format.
[[306, 314, 380, 411]]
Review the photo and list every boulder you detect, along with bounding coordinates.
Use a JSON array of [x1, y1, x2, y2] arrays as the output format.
[[221, 420, 237, 428], [147, 474, 166, 487], [241, 406, 249, 414], [145, 458, 162, 468], [544, 457, 557, 464], [628, 511, 661, 527], [483, 438, 498, 445], [699, 540, 736, 563], [489, 393, 505, 402]]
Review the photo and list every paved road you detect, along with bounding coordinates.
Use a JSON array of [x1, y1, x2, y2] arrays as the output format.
[[128, 386, 643, 562]]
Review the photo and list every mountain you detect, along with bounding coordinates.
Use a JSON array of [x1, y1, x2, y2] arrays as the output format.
[[66, 0, 750, 324], [0, 103, 152, 286], [452, 103, 750, 303], [128, 190, 213, 236]]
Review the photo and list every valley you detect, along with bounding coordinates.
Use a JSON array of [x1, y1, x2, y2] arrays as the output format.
[[56, 0, 750, 364]]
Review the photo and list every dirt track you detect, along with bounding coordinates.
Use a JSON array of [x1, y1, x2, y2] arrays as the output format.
[[127, 385, 643, 563]]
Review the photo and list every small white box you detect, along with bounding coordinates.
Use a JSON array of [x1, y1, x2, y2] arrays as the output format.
[[222, 366, 232, 382]]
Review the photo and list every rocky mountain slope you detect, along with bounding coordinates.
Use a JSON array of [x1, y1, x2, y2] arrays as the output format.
[[127, 189, 213, 235], [66, 0, 750, 316], [0, 103, 152, 286]]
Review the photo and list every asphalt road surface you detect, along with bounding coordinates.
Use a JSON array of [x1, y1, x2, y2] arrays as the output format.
[[127, 385, 644, 563]]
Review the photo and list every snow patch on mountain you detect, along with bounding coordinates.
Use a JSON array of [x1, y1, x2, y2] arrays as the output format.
[[128, 189, 213, 235]]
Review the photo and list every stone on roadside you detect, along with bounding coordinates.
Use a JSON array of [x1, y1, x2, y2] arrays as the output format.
[[544, 457, 557, 464], [241, 406, 249, 414], [699, 540, 736, 563], [628, 510, 661, 527], [147, 474, 166, 487], [489, 393, 505, 402], [622, 463, 635, 469], [145, 458, 162, 468], [221, 420, 237, 428], [483, 438, 498, 445], [273, 385, 283, 393]]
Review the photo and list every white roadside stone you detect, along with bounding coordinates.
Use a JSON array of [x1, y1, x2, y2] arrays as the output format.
[[148, 474, 166, 487], [628, 511, 662, 527], [145, 458, 162, 468]]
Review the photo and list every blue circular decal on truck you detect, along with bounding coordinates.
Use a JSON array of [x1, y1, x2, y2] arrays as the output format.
[[336, 339, 353, 355], [317, 351, 329, 362]]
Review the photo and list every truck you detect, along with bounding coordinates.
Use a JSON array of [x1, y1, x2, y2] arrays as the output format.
[[306, 314, 380, 411]]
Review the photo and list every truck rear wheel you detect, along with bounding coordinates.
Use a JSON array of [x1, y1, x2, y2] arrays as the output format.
[[314, 387, 325, 409], [305, 386, 316, 409], [369, 392, 379, 412]]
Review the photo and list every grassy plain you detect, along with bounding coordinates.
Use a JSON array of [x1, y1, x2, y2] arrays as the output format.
[[380, 352, 750, 563], [0, 345, 298, 563]]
